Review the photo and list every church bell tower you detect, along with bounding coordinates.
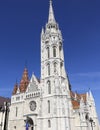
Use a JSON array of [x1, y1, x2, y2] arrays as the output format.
[[41, 0, 67, 95], [39, 1, 73, 130]]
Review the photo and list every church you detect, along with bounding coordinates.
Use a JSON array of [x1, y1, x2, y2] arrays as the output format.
[[8, 0, 100, 130]]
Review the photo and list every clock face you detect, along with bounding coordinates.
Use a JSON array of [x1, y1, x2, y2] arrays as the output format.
[[29, 101, 36, 111]]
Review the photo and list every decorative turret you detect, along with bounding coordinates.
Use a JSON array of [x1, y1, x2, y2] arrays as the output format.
[[86, 90, 94, 105], [80, 96, 85, 109], [19, 68, 29, 93], [41, 27, 44, 37], [89, 89, 94, 102], [12, 82, 18, 95]]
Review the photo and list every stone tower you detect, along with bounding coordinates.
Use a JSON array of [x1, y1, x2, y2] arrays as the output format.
[[38, 1, 74, 130]]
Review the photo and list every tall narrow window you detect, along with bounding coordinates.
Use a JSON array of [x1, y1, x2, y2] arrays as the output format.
[[53, 46, 56, 57], [48, 120, 51, 128], [59, 45, 62, 57], [48, 100, 50, 113], [54, 62, 57, 73], [47, 63, 50, 76], [59, 45, 62, 51], [16, 107, 18, 117], [47, 80, 51, 94], [60, 62, 63, 75], [47, 47, 50, 58]]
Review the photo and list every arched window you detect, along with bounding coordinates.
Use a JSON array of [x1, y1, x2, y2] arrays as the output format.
[[59, 45, 62, 51], [47, 47, 50, 58], [47, 63, 50, 76], [59, 45, 62, 58], [60, 62, 63, 75], [54, 62, 57, 73], [47, 80, 51, 94], [16, 107, 18, 117], [48, 100, 50, 113], [60, 62, 63, 68], [53, 46, 56, 57], [48, 120, 51, 128]]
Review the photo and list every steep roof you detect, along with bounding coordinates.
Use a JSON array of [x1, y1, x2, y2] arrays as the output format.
[[12, 68, 30, 95], [72, 100, 80, 109], [70, 91, 87, 109], [19, 68, 30, 93], [12, 83, 18, 95]]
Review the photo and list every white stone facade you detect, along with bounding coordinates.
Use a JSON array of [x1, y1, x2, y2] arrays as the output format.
[[8, 1, 100, 130], [0, 101, 10, 130], [0, 110, 5, 130]]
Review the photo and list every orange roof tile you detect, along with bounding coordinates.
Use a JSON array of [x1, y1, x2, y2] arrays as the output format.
[[72, 100, 80, 109], [12, 83, 18, 95], [19, 68, 29, 93], [70, 91, 87, 109]]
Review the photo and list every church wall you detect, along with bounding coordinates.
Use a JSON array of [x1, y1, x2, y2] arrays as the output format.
[[8, 101, 25, 130], [8, 91, 41, 130], [23, 96, 40, 116]]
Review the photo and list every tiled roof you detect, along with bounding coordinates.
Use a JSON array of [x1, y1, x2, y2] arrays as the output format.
[[12, 83, 18, 95], [12, 68, 30, 95], [19, 68, 29, 93], [72, 100, 80, 109], [12, 68, 41, 95], [70, 91, 86, 109]]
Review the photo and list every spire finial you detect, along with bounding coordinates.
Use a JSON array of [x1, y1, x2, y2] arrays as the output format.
[[50, 0, 52, 4], [48, 0, 56, 23], [41, 27, 44, 35], [89, 89, 94, 101], [16, 78, 18, 84], [25, 60, 28, 69]]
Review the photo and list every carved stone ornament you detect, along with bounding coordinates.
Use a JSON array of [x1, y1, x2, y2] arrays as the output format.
[[29, 101, 36, 111]]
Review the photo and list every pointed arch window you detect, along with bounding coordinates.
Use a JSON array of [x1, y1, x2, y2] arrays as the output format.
[[47, 63, 50, 76], [47, 47, 50, 58], [59, 45, 62, 58], [48, 120, 51, 128], [60, 62, 63, 75], [54, 62, 57, 73], [48, 100, 50, 113], [47, 80, 51, 94], [59, 45, 62, 51], [53, 46, 56, 57], [60, 62, 63, 68], [16, 107, 18, 117]]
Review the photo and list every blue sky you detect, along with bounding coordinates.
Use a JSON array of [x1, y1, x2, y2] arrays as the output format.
[[0, 0, 100, 119]]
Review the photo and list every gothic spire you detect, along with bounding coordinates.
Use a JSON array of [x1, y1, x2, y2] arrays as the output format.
[[19, 67, 29, 93], [12, 82, 18, 95], [89, 89, 94, 101], [48, 0, 56, 23], [41, 27, 44, 36]]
